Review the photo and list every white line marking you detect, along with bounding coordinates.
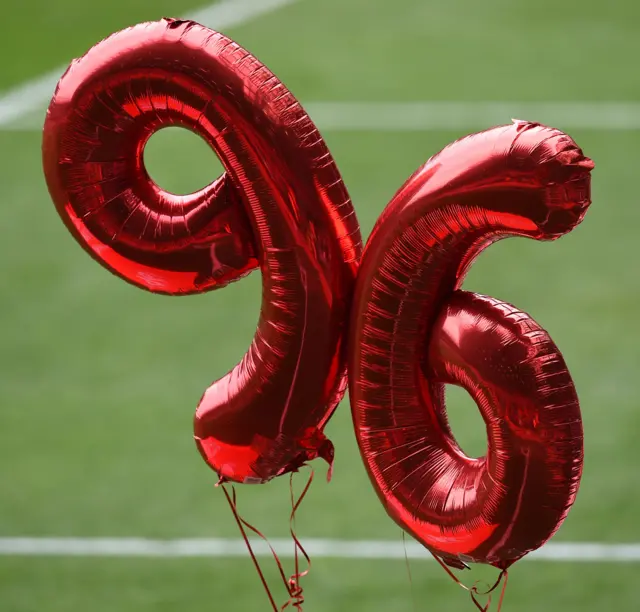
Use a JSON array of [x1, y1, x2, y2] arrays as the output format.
[[190, 0, 298, 29], [0, 538, 638, 562], [0, 0, 299, 128], [302, 101, 640, 131], [5, 101, 640, 133]]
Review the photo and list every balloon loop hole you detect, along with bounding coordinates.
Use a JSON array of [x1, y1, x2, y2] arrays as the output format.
[[143, 125, 224, 196], [444, 384, 489, 460]]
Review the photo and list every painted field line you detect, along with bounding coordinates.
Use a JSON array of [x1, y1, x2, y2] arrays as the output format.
[[6, 101, 640, 133], [303, 101, 640, 131], [0, 0, 299, 128], [0, 538, 639, 562]]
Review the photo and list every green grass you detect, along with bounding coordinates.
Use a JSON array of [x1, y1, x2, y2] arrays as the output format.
[[1, 558, 638, 612], [1, 0, 639, 610]]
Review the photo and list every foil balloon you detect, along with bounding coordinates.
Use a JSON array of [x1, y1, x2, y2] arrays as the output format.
[[42, 18, 363, 485], [348, 121, 593, 573]]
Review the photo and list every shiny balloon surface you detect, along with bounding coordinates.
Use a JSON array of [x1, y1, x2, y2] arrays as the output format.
[[43, 18, 363, 484], [348, 121, 593, 568]]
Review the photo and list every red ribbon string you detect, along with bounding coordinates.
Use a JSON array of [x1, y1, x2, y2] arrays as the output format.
[[402, 531, 418, 612], [219, 482, 279, 612], [428, 549, 509, 611], [282, 469, 314, 610], [218, 468, 315, 612]]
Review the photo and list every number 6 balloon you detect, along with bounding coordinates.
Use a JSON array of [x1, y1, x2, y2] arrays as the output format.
[[42, 18, 362, 487], [348, 120, 593, 609]]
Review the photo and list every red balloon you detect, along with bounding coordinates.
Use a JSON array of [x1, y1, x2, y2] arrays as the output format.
[[348, 121, 593, 570], [42, 18, 362, 484]]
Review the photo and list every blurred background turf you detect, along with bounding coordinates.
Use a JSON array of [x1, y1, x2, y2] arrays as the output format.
[[1, 0, 639, 610]]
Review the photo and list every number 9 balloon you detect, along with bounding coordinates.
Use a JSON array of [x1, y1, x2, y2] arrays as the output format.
[[42, 17, 363, 485], [348, 120, 593, 607]]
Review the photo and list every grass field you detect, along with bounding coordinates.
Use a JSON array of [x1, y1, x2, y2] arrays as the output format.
[[1, 0, 639, 610]]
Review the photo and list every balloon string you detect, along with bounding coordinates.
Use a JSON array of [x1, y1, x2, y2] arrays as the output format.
[[219, 482, 281, 611], [402, 531, 418, 612], [469, 570, 508, 611], [495, 570, 509, 611], [218, 470, 315, 612], [428, 548, 508, 611], [282, 468, 314, 610]]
